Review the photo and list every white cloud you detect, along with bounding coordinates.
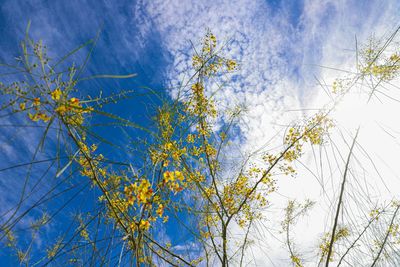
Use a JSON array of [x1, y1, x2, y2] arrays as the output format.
[[135, 0, 305, 154], [2, 0, 400, 264], [135, 0, 400, 265]]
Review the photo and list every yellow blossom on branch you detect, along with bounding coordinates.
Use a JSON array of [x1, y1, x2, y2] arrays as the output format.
[[50, 88, 62, 100]]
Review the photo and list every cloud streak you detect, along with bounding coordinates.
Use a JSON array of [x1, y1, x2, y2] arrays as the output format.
[[134, 0, 400, 265]]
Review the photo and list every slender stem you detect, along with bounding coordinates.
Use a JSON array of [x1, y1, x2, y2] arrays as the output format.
[[371, 204, 400, 267], [325, 128, 359, 267]]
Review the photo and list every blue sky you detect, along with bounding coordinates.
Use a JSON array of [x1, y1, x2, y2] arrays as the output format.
[[1, 0, 400, 266], [0, 1, 169, 265]]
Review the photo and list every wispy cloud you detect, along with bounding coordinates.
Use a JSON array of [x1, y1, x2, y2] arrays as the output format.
[[2, 0, 400, 265], [133, 0, 400, 265], [135, 0, 400, 149], [135, 0, 307, 154]]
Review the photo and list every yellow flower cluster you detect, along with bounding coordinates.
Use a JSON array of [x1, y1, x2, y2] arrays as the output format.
[[55, 96, 93, 126], [283, 114, 333, 163], [51, 88, 62, 100], [284, 127, 302, 162], [136, 179, 153, 204], [319, 226, 349, 262], [156, 204, 164, 217], [158, 109, 173, 140], [291, 255, 303, 267], [139, 220, 151, 231], [303, 114, 334, 145], [361, 46, 400, 82], [192, 30, 237, 76], [217, 167, 274, 228], [123, 178, 154, 205], [369, 208, 381, 220], [186, 134, 195, 143], [27, 97, 51, 122], [75, 141, 105, 180], [163, 170, 185, 193], [202, 31, 217, 54], [20, 86, 93, 127], [188, 82, 217, 121], [47, 239, 62, 259]]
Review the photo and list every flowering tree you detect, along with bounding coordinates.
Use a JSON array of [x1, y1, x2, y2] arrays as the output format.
[[1, 26, 400, 267]]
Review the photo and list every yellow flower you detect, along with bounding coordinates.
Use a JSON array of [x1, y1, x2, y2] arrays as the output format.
[[127, 196, 134, 206], [69, 97, 80, 107], [29, 113, 39, 122], [19, 102, 26, 110], [226, 60, 237, 71], [28, 112, 50, 122], [90, 144, 97, 152], [129, 222, 137, 232], [50, 88, 62, 100], [38, 113, 50, 122], [390, 54, 400, 62], [186, 134, 195, 143], [139, 220, 150, 231], [55, 105, 67, 115], [137, 179, 153, 204], [163, 171, 175, 183], [33, 97, 41, 106], [220, 132, 227, 141], [163, 216, 169, 223], [156, 204, 164, 217], [164, 142, 174, 151], [175, 171, 184, 181], [70, 97, 79, 103]]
